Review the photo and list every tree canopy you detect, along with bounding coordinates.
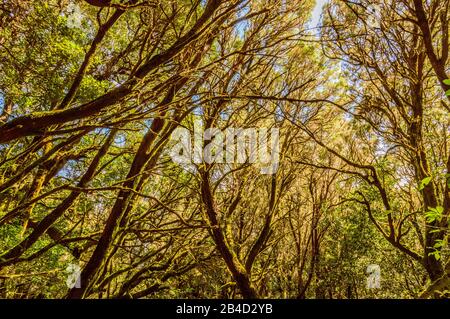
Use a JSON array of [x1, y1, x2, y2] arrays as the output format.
[[0, 0, 449, 299]]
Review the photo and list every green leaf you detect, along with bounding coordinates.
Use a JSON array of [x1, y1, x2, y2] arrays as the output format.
[[443, 79, 450, 85], [446, 89, 450, 96], [425, 206, 444, 223], [428, 250, 441, 261], [433, 239, 444, 249], [419, 176, 432, 191]]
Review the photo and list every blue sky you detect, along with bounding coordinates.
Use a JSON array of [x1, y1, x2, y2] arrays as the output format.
[[310, 0, 327, 28]]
